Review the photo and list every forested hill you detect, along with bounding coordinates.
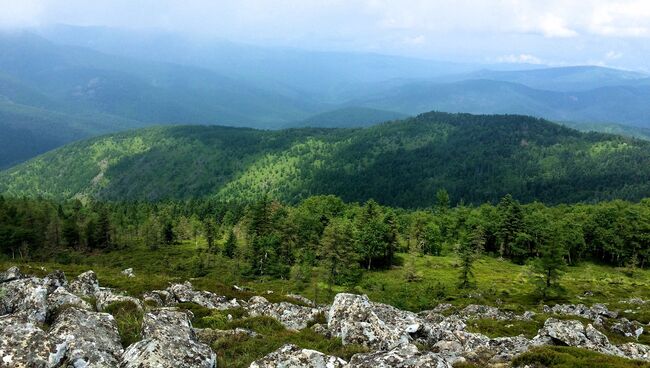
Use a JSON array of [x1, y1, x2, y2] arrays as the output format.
[[2, 111, 650, 207]]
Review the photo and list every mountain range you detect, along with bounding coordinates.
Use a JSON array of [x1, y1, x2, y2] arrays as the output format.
[[1, 26, 650, 169]]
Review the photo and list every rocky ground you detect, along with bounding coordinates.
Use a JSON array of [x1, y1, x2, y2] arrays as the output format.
[[1, 266, 649, 367]]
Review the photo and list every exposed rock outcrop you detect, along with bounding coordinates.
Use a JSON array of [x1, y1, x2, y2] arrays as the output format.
[[247, 295, 321, 330], [0, 266, 23, 283], [1, 277, 48, 323], [0, 314, 65, 368], [46, 286, 93, 315], [327, 293, 407, 350], [121, 308, 216, 368], [167, 281, 241, 310], [611, 318, 644, 339], [347, 343, 452, 368], [533, 318, 621, 356], [69, 270, 100, 297], [250, 344, 347, 368], [49, 307, 124, 367]]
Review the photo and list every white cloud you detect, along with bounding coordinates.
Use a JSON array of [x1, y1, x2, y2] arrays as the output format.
[[496, 54, 544, 64]]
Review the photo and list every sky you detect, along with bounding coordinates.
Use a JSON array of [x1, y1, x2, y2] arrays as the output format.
[[1, 0, 650, 71]]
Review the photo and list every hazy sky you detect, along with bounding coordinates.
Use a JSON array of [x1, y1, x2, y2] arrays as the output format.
[[2, 0, 650, 70]]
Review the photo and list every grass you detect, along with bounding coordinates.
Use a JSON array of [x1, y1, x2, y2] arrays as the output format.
[[512, 346, 650, 368], [104, 300, 144, 347]]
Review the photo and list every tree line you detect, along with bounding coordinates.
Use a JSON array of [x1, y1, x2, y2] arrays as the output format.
[[1, 192, 649, 294]]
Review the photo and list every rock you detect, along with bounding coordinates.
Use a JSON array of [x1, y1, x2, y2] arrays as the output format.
[[46, 286, 93, 316], [621, 297, 647, 305], [121, 309, 216, 368], [545, 303, 617, 322], [42, 270, 67, 293], [0, 277, 48, 323], [459, 304, 504, 320], [348, 343, 452, 367], [69, 271, 100, 297], [416, 310, 445, 324], [167, 281, 239, 310], [121, 268, 135, 278], [143, 290, 174, 307], [611, 318, 644, 340], [49, 307, 123, 367], [618, 342, 650, 361], [483, 336, 531, 363], [95, 289, 143, 312], [247, 296, 320, 330], [0, 314, 65, 368], [310, 323, 331, 338], [432, 303, 453, 314], [194, 327, 257, 345], [327, 293, 407, 350], [0, 266, 23, 283], [250, 343, 347, 368], [533, 318, 621, 356]]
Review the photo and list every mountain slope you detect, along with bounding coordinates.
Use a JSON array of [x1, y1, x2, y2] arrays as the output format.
[[287, 107, 408, 128], [444, 66, 648, 92], [3, 112, 650, 207], [357, 79, 650, 128]]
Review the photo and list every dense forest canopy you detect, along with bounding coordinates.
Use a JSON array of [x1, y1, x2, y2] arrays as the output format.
[[3, 111, 650, 208], [1, 194, 648, 283]]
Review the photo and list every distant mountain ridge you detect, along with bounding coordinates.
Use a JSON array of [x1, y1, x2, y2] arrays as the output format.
[[3, 111, 650, 207], [2, 27, 650, 168]]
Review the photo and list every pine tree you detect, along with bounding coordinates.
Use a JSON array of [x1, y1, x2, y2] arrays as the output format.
[[458, 226, 485, 288], [319, 218, 360, 290], [224, 229, 237, 258]]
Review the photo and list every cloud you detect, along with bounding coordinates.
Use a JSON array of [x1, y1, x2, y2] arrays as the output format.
[[496, 54, 544, 64]]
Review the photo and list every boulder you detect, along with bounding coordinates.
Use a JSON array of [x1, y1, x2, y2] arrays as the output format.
[[432, 303, 453, 314], [46, 286, 93, 316], [95, 289, 143, 312], [347, 343, 452, 368], [544, 303, 617, 323], [247, 296, 320, 330], [611, 318, 644, 340], [250, 344, 347, 368], [167, 281, 240, 310], [533, 318, 621, 356], [618, 342, 650, 361], [0, 314, 65, 368], [69, 271, 100, 297], [0, 277, 48, 323], [143, 290, 174, 307], [121, 308, 216, 368], [49, 307, 123, 367], [0, 266, 23, 283], [42, 270, 67, 293], [121, 268, 135, 278], [327, 293, 406, 350]]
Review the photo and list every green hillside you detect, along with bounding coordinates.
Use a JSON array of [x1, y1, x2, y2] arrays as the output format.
[[287, 107, 408, 128], [3, 111, 650, 207]]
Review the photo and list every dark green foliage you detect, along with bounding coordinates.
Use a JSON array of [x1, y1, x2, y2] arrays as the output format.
[[5, 112, 650, 208], [512, 346, 650, 368]]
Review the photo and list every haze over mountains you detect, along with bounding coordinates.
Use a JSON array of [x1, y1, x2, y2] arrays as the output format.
[[1, 25, 650, 168]]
